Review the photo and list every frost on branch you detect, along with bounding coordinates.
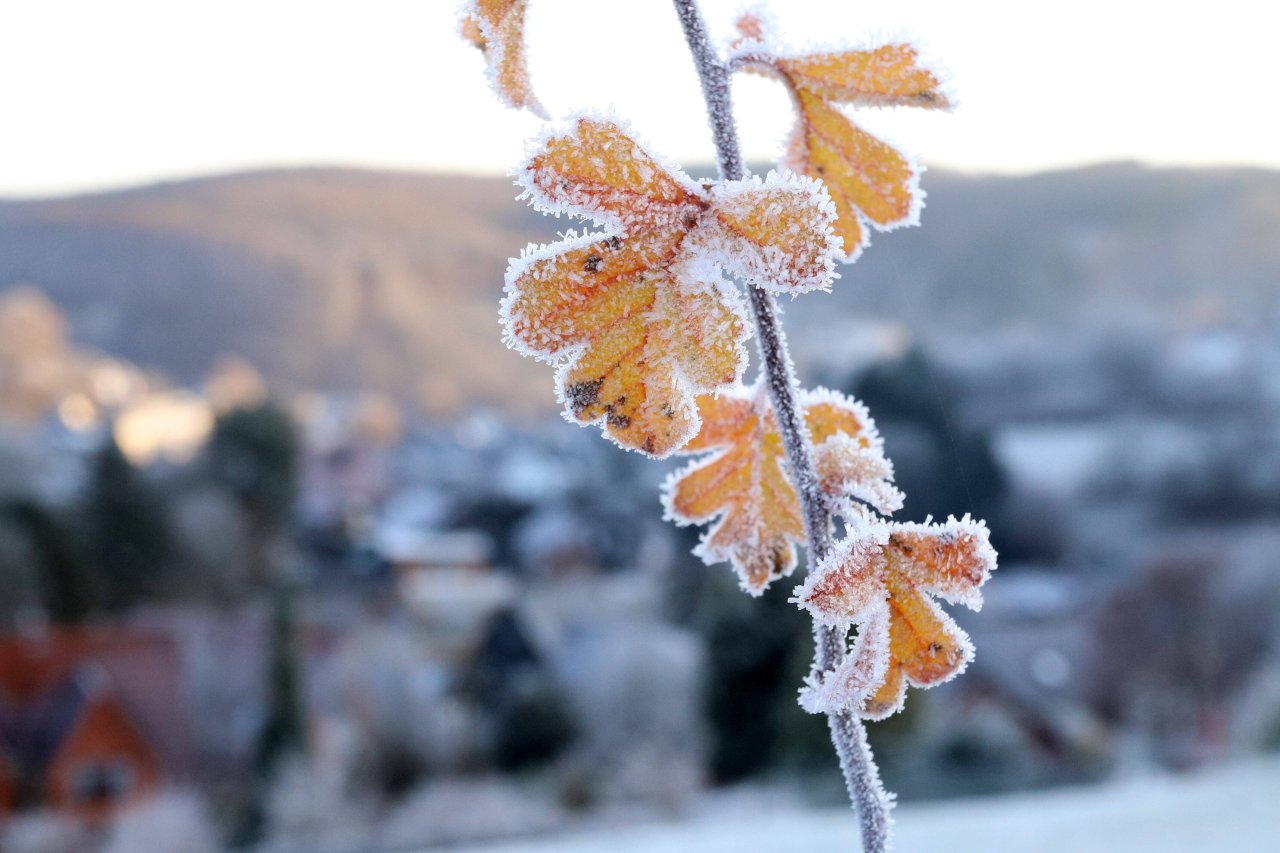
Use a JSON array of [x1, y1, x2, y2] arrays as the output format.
[[503, 116, 842, 457], [730, 12, 951, 262], [799, 603, 889, 715], [460, 0, 547, 118], [661, 383, 898, 594], [795, 516, 997, 719]]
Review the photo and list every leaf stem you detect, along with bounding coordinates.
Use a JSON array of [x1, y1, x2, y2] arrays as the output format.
[[671, 1, 892, 850]]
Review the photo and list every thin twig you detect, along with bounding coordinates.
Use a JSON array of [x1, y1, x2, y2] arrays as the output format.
[[671, 1, 892, 850]]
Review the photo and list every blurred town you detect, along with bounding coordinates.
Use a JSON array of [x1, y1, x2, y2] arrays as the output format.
[[1, 163, 1278, 850]]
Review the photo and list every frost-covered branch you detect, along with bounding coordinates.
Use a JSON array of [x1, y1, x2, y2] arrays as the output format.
[[671, 2, 892, 850]]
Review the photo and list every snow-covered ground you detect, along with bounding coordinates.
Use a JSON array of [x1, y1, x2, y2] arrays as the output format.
[[469, 756, 1280, 852]]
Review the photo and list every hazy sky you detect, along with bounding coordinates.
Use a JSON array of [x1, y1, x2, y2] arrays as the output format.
[[2, 1, 1273, 197]]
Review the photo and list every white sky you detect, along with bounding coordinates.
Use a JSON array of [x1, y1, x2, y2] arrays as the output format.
[[1, 1, 1275, 197]]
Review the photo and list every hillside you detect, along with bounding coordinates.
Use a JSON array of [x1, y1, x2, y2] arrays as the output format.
[[2, 164, 1278, 416]]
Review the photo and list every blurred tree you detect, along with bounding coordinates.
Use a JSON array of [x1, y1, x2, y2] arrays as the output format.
[[1089, 555, 1274, 768], [203, 402, 300, 588], [82, 435, 172, 612], [852, 347, 1004, 523], [850, 348, 1032, 559], [3, 501, 95, 625], [494, 676, 578, 772], [234, 586, 307, 848], [207, 403, 305, 848], [255, 587, 307, 776], [0, 514, 45, 628], [698, 575, 807, 782]]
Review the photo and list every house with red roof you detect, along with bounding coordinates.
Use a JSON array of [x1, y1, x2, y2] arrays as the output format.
[[0, 628, 188, 823]]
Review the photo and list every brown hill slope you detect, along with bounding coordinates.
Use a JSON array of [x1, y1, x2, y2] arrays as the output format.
[[2, 164, 1278, 416], [0, 168, 562, 415]]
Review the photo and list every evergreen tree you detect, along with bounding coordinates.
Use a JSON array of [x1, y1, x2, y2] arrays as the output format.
[[255, 586, 306, 776], [851, 347, 1005, 525], [203, 402, 300, 588], [4, 501, 95, 625], [82, 435, 171, 612]]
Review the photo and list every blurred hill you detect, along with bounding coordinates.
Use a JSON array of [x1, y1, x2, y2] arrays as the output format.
[[818, 163, 1280, 339], [2, 163, 1278, 416]]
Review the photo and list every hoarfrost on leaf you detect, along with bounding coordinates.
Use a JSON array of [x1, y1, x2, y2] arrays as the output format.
[[729, 13, 951, 262], [503, 115, 842, 456], [795, 515, 997, 719], [460, 0, 548, 118], [693, 170, 843, 292], [799, 604, 890, 715], [661, 383, 897, 594]]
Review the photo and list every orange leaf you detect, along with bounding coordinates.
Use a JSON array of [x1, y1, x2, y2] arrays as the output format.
[[459, 13, 485, 50], [505, 231, 746, 457], [796, 517, 996, 718], [462, 0, 547, 118], [805, 389, 904, 515], [779, 45, 952, 109], [522, 117, 706, 234], [731, 8, 771, 46], [732, 15, 949, 261], [693, 175, 841, 293], [662, 385, 897, 594], [504, 117, 841, 455], [786, 90, 918, 259]]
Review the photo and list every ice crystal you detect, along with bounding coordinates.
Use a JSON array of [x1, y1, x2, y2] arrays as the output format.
[[796, 515, 996, 718], [460, 0, 547, 118], [729, 13, 951, 261], [502, 115, 841, 456], [662, 383, 898, 594]]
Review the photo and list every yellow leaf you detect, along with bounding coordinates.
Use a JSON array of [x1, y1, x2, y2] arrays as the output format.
[[733, 15, 949, 261], [504, 117, 841, 455], [462, 0, 547, 118], [459, 13, 485, 50], [796, 517, 996, 719], [779, 44, 952, 109], [523, 117, 706, 234], [664, 388, 802, 593], [663, 385, 897, 594], [695, 175, 841, 293], [505, 231, 745, 457], [786, 90, 918, 259]]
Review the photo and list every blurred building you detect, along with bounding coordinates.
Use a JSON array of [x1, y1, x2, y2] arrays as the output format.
[[0, 628, 190, 824]]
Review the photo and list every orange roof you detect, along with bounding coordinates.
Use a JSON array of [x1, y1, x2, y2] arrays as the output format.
[[0, 628, 191, 779]]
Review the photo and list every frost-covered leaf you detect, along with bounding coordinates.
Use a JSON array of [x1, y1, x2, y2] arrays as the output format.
[[814, 433, 903, 516], [785, 91, 918, 260], [778, 44, 951, 109], [730, 7, 772, 46], [799, 604, 889, 715], [662, 384, 896, 594], [504, 116, 842, 455], [693, 173, 841, 293], [504, 232, 747, 458], [662, 387, 802, 593], [795, 516, 996, 718], [804, 389, 903, 515], [732, 15, 950, 261], [461, 0, 547, 118], [521, 116, 706, 234]]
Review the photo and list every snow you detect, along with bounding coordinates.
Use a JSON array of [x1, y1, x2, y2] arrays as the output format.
[[462, 756, 1280, 853]]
